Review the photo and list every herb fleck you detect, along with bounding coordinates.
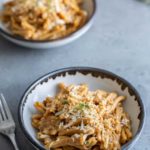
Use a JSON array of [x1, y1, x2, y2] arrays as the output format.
[[76, 102, 89, 110], [62, 99, 69, 105], [85, 141, 89, 145]]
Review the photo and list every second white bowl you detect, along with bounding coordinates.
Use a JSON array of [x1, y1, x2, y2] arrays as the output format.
[[0, 0, 97, 49]]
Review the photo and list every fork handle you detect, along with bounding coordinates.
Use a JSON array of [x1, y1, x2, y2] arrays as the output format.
[[8, 133, 19, 150]]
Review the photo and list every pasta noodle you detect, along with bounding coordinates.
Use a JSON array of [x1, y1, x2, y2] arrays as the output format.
[[0, 0, 87, 40], [32, 83, 132, 150]]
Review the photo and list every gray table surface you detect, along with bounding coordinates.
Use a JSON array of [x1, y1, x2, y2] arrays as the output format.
[[0, 0, 150, 149]]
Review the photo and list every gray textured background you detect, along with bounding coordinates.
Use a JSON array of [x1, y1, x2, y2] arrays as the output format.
[[0, 0, 150, 149]]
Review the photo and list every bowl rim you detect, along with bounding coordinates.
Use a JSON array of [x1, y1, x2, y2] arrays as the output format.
[[18, 67, 145, 150], [0, 0, 97, 43]]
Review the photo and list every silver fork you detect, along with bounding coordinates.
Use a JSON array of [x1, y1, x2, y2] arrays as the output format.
[[0, 94, 19, 150]]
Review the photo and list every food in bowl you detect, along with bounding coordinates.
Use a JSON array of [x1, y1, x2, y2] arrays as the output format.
[[0, 0, 87, 40], [32, 83, 132, 150]]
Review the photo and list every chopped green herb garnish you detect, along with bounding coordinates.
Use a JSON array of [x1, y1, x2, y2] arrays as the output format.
[[84, 103, 90, 109], [62, 99, 69, 105], [76, 102, 89, 110], [85, 141, 89, 145]]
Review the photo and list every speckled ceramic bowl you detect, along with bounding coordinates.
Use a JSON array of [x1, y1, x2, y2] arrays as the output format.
[[18, 67, 145, 150], [0, 0, 96, 49]]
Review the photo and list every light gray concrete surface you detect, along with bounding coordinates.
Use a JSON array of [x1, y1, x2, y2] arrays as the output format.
[[0, 0, 150, 149]]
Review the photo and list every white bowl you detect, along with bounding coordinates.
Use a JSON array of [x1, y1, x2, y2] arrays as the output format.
[[0, 0, 97, 49], [18, 67, 145, 150]]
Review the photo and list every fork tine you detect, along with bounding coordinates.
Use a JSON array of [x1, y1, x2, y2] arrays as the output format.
[[0, 109, 3, 121], [0, 96, 7, 120], [0, 94, 13, 120]]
